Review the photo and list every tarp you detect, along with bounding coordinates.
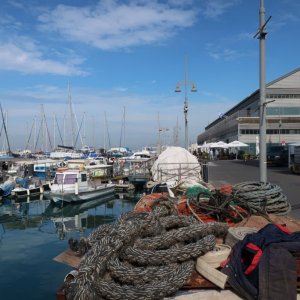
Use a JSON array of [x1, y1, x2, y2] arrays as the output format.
[[151, 146, 202, 182]]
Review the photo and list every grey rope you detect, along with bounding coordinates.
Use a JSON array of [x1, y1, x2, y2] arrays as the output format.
[[232, 181, 291, 215], [65, 197, 228, 300]]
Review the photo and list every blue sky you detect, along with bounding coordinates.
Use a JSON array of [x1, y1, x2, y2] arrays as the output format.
[[0, 0, 299, 152]]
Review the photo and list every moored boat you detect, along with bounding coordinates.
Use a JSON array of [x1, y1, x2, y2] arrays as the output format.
[[48, 168, 115, 203], [11, 182, 50, 199]]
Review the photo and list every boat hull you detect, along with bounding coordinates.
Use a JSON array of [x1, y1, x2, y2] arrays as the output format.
[[11, 183, 51, 199], [49, 185, 115, 203]]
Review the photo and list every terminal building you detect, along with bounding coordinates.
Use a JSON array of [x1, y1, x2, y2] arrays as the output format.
[[197, 67, 300, 155]]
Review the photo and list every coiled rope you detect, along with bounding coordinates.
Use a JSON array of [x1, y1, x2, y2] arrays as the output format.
[[232, 181, 291, 215], [65, 196, 228, 300]]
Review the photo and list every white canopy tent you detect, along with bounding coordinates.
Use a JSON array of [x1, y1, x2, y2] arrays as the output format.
[[227, 141, 249, 148], [210, 141, 229, 149], [227, 140, 249, 159]]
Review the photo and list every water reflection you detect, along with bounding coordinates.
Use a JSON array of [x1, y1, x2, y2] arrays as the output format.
[[0, 192, 140, 300], [0, 191, 140, 240]]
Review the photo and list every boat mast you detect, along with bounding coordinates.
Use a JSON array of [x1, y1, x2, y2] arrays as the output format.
[[173, 116, 179, 146], [119, 106, 126, 149], [41, 104, 53, 152], [53, 114, 55, 150], [68, 82, 84, 149], [68, 82, 76, 147], [104, 112, 111, 150], [0, 104, 12, 154]]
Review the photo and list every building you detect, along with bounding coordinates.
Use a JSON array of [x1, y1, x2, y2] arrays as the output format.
[[197, 67, 300, 155]]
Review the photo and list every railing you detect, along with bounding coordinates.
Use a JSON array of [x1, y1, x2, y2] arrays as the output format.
[[154, 162, 203, 182]]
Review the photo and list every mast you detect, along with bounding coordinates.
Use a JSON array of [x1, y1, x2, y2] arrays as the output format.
[[119, 106, 126, 149], [68, 82, 84, 148], [53, 114, 55, 150], [68, 82, 75, 147], [0, 104, 12, 154], [104, 112, 111, 150]]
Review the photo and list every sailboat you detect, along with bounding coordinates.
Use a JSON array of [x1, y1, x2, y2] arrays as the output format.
[[50, 84, 85, 160], [0, 103, 14, 159]]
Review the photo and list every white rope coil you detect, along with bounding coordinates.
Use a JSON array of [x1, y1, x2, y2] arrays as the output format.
[[225, 226, 258, 248], [200, 244, 231, 268]]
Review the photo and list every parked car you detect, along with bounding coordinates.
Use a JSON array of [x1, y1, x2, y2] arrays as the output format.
[[267, 145, 288, 166]]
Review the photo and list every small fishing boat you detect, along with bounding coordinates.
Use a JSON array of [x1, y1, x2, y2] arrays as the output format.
[[0, 177, 16, 198], [48, 168, 115, 203], [9, 176, 50, 199], [11, 183, 50, 199]]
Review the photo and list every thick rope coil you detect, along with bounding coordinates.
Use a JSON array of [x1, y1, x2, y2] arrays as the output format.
[[159, 215, 198, 229], [64, 197, 228, 300], [133, 222, 227, 251], [93, 260, 195, 300], [107, 258, 182, 285], [232, 181, 291, 215], [121, 235, 215, 266]]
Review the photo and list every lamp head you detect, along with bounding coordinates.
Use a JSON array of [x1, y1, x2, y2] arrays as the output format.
[[191, 84, 197, 92], [175, 84, 181, 92]]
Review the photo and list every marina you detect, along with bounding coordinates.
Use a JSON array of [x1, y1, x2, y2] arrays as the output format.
[[0, 150, 300, 299], [0, 0, 300, 299]]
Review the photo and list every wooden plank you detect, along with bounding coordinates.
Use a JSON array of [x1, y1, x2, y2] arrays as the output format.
[[53, 249, 80, 268]]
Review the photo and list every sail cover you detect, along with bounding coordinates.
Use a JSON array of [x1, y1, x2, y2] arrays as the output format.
[[151, 146, 202, 182]]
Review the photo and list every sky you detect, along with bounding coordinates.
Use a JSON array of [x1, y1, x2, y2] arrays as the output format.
[[0, 0, 299, 152]]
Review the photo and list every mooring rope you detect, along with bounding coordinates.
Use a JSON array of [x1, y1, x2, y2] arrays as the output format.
[[65, 197, 228, 300], [232, 181, 291, 215]]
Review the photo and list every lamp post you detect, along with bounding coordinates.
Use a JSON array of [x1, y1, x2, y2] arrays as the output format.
[[175, 80, 197, 150], [158, 127, 169, 153], [254, 0, 271, 183]]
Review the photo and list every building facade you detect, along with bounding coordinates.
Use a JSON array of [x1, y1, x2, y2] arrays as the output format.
[[197, 67, 300, 155]]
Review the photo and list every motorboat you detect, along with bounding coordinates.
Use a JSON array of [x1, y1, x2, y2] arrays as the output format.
[[48, 168, 115, 203]]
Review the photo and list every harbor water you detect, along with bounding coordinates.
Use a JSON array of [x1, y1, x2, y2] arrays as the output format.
[[0, 192, 139, 300]]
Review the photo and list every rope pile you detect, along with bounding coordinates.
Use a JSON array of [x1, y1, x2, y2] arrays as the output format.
[[232, 181, 291, 215], [187, 190, 249, 223], [65, 196, 228, 300]]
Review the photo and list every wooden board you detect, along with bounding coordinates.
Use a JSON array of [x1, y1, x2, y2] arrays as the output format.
[[53, 249, 80, 268], [235, 214, 300, 232]]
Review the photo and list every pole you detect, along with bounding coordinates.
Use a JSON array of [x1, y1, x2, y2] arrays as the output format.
[[184, 84, 188, 149], [184, 56, 189, 150], [259, 0, 267, 183], [175, 57, 196, 150]]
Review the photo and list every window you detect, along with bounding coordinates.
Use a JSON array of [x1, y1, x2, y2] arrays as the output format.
[[240, 129, 260, 134], [54, 173, 64, 184], [247, 108, 251, 117], [266, 107, 300, 116], [81, 173, 87, 182], [64, 174, 77, 184]]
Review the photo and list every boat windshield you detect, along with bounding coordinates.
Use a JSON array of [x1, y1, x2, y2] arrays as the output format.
[[64, 174, 77, 184], [54, 173, 64, 184], [54, 173, 77, 184]]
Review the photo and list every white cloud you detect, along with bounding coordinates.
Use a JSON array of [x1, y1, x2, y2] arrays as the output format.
[[37, 1, 197, 50], [201, 0, 241, 19], [0, 39, 87, 75], [205, 43, 240, 61]]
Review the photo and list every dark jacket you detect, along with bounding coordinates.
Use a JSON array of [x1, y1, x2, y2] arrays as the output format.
[[222, 223, 300, 300]]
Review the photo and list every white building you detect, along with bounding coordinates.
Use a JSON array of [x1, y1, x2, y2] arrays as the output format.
[[197, 67, 300, 155]]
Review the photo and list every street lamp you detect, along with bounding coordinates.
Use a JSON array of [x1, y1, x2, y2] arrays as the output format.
[[158, 127, 169, 153], [254, 0, 271, 183], [175, 81, 197, 149]]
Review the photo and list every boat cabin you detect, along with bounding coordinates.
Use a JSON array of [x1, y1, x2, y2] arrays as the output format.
[[52, 169, 89, 194]]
